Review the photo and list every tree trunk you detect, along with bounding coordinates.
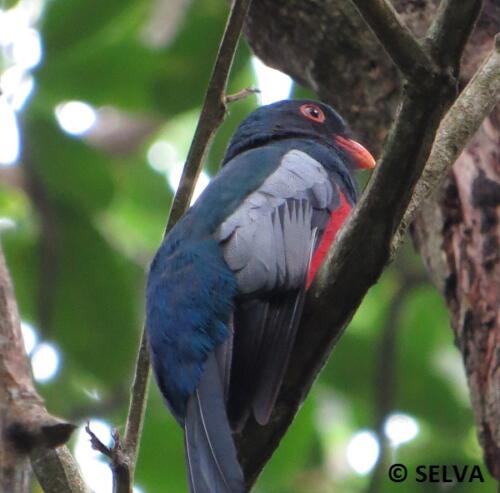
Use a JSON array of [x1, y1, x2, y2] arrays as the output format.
[[0, 248, 83, 493], [0, 250, 34, 493], [413, 110, 500, 478]]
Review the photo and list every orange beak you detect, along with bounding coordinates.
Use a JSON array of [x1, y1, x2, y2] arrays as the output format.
[[335, 135, 376, 169]]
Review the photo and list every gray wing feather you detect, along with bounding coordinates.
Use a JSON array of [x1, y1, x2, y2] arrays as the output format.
[[214, 150, 335, 428], [216, 150, 332, 295]]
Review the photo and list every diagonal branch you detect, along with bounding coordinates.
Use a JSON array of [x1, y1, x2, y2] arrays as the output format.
[[425, 0, 483, 71], [118, 0, 492, 489], [348, 0, 434, 78], [86, 425, 131, 493], [235, 0, 486, 485], [394, 36, 500, 252], [166, 0, 254, 229]]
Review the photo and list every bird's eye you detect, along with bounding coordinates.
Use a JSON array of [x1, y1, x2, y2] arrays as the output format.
[[300, 104, 325, 123]]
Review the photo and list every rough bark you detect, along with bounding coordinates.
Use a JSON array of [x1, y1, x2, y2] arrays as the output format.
[[241, 0, 500, 482], [244, 0, 497, 152], [0, 248, 88, 493], [0, 250, 31, 490], [413, 110, 500, 478]]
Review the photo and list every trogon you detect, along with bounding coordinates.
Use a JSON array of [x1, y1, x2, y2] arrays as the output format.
[[146, 99, 375, 493]]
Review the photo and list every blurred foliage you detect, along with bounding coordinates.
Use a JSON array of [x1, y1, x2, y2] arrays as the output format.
[[0, 0, 494, 492]]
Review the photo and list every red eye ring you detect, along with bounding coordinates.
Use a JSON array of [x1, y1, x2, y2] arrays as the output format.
[[300, 104, 325, 123]]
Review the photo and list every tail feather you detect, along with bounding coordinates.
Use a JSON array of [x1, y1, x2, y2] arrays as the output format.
[[185, 353, 245, 493], [214, 315, 234, 401]]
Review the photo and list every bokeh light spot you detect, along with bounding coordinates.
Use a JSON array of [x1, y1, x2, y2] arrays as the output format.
[[346, 430, 380, 475], [252, 57, 293, 105], [384, 413, 420, 447], [55, 101, 97, 136], [147, 140, 179, 173], [147, 139, 210, 203], [0, 217, 16, 232], [0, 98, 20, 165], [74, 420, 113, 493], [11, 27, 42, 69], [20, 321, 38, 355], [31, 342, 60, 382]]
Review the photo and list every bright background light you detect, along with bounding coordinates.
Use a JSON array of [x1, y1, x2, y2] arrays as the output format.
[[147, 140, 179, 173], [0, 4, 41, 47], [74, 420, 143, 493], [384, 413, 420, 447], [0, 217, 16, 231], [21, 321, 38, 355], [1, 66, 35, 111], [346, 430, 380, 475], [0, 97, 20, 165], [0, 0, 44, 165], [74, 420, 113, 493], [55, 101, 98, 136], [31, 341, 60, 382], [252, 56, 293, 105], [11, 27, 42, 69], [147, 139, 210, 204]]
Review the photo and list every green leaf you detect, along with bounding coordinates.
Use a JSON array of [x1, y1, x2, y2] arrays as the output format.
[[136, 386, 187, 492], [397, 286, 473, 434], [1, 221, 38, 323], [257, 397, 318, 491], [1, 0, 20, 9], [99, 155, 173, 255], [24, 114, 114, 213], [41, 0, 150, 55], [48, 207, 141, 385], [36, 0, 248, 115]]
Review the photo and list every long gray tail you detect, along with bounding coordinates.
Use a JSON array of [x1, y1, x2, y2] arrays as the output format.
[[185, 353, 245, 493]]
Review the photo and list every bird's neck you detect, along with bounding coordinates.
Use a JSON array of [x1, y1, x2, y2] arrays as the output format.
[[225, 133, 357, 201], [223, 128, 335, 165]]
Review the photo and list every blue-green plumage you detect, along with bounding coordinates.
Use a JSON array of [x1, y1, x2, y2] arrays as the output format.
[[145, 100, 375, 493]]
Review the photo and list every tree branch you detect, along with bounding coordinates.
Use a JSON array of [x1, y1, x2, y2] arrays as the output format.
[[393, 35, 500, 252], [166, 0, 254, 228], [425, 0, 483, 71], [31, 447, 91, 493], [86, 425, 131, 493], [0, 246, 86, 493], [348, 0, 434, 79], [235, 1, 485, 485], [114, 0, 254, 489], [122, 328, 150, 482], [115, 0, 493, 489]]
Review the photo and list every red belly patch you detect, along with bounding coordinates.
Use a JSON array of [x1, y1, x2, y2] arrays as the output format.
[[306, 192, 352, 289]]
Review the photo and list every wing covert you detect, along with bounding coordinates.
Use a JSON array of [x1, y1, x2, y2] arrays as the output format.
[[212, 149, 341, 428], [215, 149, 336, 295]]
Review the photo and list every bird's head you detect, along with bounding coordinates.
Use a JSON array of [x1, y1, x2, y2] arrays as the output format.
[[223, 99, 375, 170]]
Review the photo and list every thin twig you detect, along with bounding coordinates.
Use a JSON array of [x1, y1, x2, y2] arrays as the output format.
[[120, 0, 254, 486], [225, 87, 260, 104], [348, 0, 434, 79], [86, 424, 131, 493], [122, 328, 150, 465], [166, 0, 254, 229]]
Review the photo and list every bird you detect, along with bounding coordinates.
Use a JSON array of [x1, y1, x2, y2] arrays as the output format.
[[145, 99, 375, 493]]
